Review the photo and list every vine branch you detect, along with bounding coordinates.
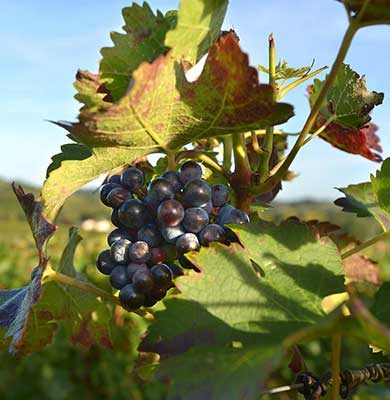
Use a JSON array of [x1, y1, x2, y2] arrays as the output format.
[[341, 231, 390, 260]]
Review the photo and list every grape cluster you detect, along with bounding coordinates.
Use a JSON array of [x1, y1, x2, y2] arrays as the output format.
[[96, 161, 249, 310]]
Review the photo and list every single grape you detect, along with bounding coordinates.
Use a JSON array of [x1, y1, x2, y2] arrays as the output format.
[[127, 262, 148, 281], [179, 160, 202, 185], [199, 224, 226, 246], [143, 296, 158, 307], [119, 284, 145, 310], [176, 233, 200, 253], [166, 263, 184, 278], [182, 179, 211, 208], [132, 269, 154, 294], [149, 247, 166, 265], [100, 183, 121, 207], [107, 228, 136, 246], [106, 187, 132, 208], [161, 170, 183, 192], [150, 264, 173, 290], [161, 224, 185, 244], [128, 241, 151, 263], [216, 204, 234, 225], [149, 287, 167, 301], [218, 206, 250, 226], [211, 184, 230, 207], [144, 178, 175, 209], [96, 249, 116, 275], [121, 167, 145, 192], [137, 224, 162, 247], [108, 174, 121, 184], [157, 199, 185, 227], [110, 238, 131, 264], [118, 199, 148, 229], [111, 208, 125, 228], [110, 265, 129, 289], [182, 207, 209, 233]]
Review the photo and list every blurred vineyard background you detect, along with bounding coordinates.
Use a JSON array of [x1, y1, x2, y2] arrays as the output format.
[[0, 178, 389, 399]]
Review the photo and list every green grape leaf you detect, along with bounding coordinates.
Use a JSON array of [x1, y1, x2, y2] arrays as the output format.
[[371, 157, 390, 217], [310, 64, 383, 128], [259, 59, 313, 80], [142, 221, 344, 398], [100, 3, 176, 101], [74, 70, 110, 112], [339, 0, 390, 25], [335, 181, 390, 232], [41, 143, 144, 222], [43, 33, 293, 221], [0, 187, 113, 354], [165, 0, 228, 63]]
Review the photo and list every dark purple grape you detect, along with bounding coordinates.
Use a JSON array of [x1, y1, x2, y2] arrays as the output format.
[[218, 206, 250, 226], [179, 161, 202, 185], [118, 199, 148, 229], [106, 187, 132, 208], [143, 296, 158, 307], [182, 207, 209, 233], [199, 224, 226, 246], [157, 199, 185, 227], [132, 269, 154, 294], [96, 249, 116, 275], [176, 233, 200, 253], [107, 229, 136, 246], [108, 174, 121, 184], [119, 284, 145, 310], [110, 265, 129, 289], [149, 247, 166, 265], [144, 178, 175, 209], [127, 262, 148, 281], [161, 224, 185, 244], [211, 184, 230, 207], [166, 263, 184, 278], [121, 167, 145, 192], [100, 183, 121, 207], [110, 238, 131, 264], [183, 179, 211, 208], [128, 241, 151, 263], [149, 287, 166, 301], [216, 204, 234, 225], [111, 208, 125, 228], [137, 224, 162, 247], [150, 264, 173, 290], [161, 170, 183, 192]]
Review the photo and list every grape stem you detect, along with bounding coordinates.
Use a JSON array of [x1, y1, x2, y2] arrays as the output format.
[[222, 135, 233, 171], [258, 33, 276, 182], [176, 150, 230, 179], [331, 334, 342, 400], [340, 231, 390, 260], [45, 269, 154, 320], [254, 20, 359, 195]]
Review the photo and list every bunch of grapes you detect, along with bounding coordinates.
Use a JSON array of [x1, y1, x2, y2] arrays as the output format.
[[95, 161, 249, 310]]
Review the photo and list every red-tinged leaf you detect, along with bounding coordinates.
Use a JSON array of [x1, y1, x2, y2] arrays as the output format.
[[317, 118, 382, 162], [309, 63, 384, 161], [288, 346, 306, 374], [0, 190, 113, 354]]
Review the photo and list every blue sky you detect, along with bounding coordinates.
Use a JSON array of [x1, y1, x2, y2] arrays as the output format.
[[0, 0, 389, 200]]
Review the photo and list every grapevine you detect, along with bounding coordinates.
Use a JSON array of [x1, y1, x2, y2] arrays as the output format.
[[1, 1, 390, 399]]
